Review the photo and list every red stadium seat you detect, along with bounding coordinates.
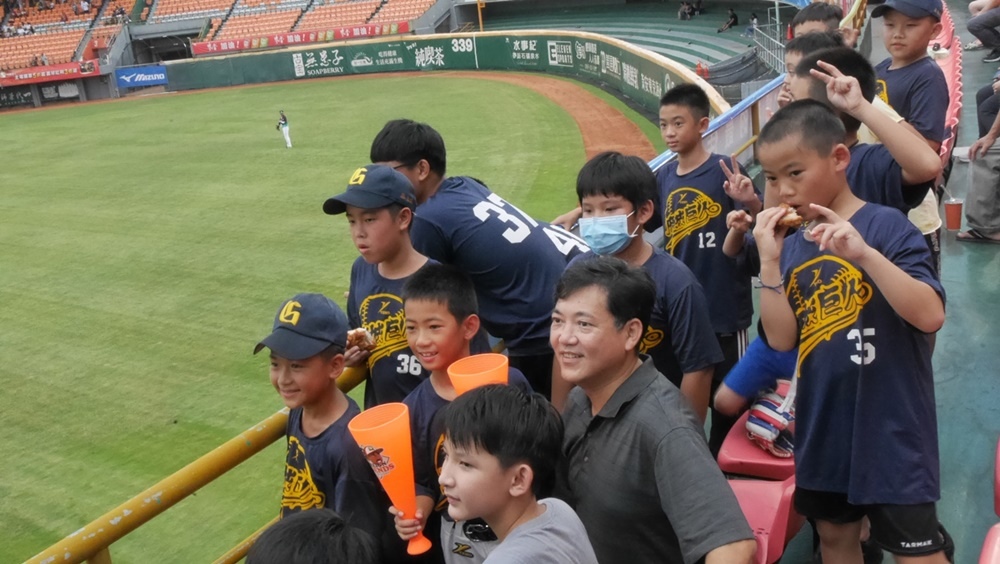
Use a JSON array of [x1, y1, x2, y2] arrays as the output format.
[[995, 437, 999, 518], [718, 410, 795, 481], [729, 475, 805, 564], [981, 524, 1000, 564]]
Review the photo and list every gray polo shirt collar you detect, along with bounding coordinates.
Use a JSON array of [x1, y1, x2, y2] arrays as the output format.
[[595, 355, 658, 419]]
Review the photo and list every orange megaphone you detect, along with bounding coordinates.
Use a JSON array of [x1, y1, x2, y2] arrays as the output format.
[[348, 403, 432, 555], [447, 353, 509, 395]]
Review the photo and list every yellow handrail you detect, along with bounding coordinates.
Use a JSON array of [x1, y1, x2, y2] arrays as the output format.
[[212, 516, 279, 564], [25, 366, 368, 564]]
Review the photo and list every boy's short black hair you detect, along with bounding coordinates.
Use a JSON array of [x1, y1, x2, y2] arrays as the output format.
[[246, 509, 378, 564], [369, 119, 447, 177], [793, 47, 877, 134], [659, 83, 710, 120], [758, 99, 847, 156], [785, 30, 844, 56], [402, 263, 477, 321], [790, 2, 843, 31], [554, 256, 655, 343], [576, 151, 657, 213], [444, 384, 563, 498]]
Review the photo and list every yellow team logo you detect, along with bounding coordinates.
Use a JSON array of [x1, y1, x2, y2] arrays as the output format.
[[279, 300, 301, 326], [281, 436, 325, 514], [787, 256, 873, 374], [638, 325, 664, 354], [663, 187, 722, 254], [349, 167, 367, 185], [434, 433, 448, 512], [358, 293, 411, 367], [875, 79, 889, 105], [452, 543, 474, 558]]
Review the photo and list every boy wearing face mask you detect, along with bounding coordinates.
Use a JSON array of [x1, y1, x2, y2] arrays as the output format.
[[550, 152, 722, 420]]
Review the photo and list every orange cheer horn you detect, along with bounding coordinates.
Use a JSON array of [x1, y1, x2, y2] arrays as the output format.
[[348, 403, 432, 555], [447, 353, 509, 395]]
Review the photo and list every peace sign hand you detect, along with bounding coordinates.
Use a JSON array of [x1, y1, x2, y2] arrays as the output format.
[[808, 60, 865, 115], [720, 156, 759, 210]]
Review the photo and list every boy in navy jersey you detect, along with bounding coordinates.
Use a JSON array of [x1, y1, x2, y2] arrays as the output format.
[[753, 100, 949, 563], [369, 119, 587, 400], [253, 294, 403, 562], [324, 164, 432, 408], [391, 264, 532, 564], [872, 0, 947, 153], [652, 83, 762, 455], [556, 151, 722, 420]]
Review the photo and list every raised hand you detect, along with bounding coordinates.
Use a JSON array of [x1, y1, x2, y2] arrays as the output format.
[[720, 156, 759, 210], [727, 209, 753, 233], [807, 204, 870, 261], [809, 60, 865, 115], [752, 206, 789, 264]]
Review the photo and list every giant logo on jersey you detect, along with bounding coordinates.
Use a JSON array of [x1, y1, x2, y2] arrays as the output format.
[[359, 292, 412, 368], [281, 436, 325, 515], [787, 256, 873, 372], [638, 325, 664, 354], [875, 79, 889, 106], [663, 187, 722, 254]]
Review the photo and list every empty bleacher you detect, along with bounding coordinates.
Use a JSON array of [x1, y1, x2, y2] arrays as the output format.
[[0, 28, 86, 70], [293, 0, 377, 31], [213, 0, 306, 39], [368, 0, 433, 24], [148, 0, 234, 24]]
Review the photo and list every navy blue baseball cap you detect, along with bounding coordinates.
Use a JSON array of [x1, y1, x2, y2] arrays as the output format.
[[323, 164, 417, 215], [872, 0, 942, 20], [254, 293, 348, 360]]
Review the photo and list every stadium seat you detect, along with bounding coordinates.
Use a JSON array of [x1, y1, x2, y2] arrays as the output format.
[[717, 410, 795, 481], [982, 524, 1000, 564], [995, 436, 999, 518], [729, 475, 805, 564]]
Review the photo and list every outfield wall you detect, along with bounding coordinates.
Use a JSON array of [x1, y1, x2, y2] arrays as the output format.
[[164, 31, 730, 116]]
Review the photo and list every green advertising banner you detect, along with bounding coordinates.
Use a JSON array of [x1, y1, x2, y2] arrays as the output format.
[[164, 31, 720, 116], [0, 86, 33, 108]]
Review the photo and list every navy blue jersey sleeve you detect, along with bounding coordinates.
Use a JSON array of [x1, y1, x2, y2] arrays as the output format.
[[905, 66, 948, 142]]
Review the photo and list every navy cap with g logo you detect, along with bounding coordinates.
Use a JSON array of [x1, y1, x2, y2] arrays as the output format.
[[871, 0, 942, 20], [322, 164, 417, 215], [253, 293, 348, 360]]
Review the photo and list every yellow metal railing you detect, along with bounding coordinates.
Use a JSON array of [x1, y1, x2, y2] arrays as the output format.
[[26, 366, 368, 564]]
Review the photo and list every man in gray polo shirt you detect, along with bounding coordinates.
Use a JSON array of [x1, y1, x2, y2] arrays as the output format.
[[550, 256, 756, 564]]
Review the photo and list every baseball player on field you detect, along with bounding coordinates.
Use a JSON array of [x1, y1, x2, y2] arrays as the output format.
[[276, 110, 291, 148]]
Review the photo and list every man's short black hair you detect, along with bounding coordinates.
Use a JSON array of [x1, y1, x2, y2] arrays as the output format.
[[785, 30, 844, 56], [554, 256, 655, 345], [443, 384, 563, 498], [758, 99, 847, 156], [790, 2, 843, 31], [576, 151, 656, 212], [793, 46, 877, 134], [246, 509, 378, 564], [659, 83, 710, 120], [369, 119, 447, 177], [402, 263, 478, 321]]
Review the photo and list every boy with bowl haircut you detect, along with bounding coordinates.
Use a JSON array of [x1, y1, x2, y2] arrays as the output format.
[[323, 164, 433, 408], [246, 508, 379, 564], [552, 256, 755, 564], [439, 385, 598, 564], [253, 294, 403, 561], [753, 100, 949, 563], [558, 151, 722, 420], [653, 83, 762, 454], [872, 0, 948, 152], [393, 264, 532, 564]]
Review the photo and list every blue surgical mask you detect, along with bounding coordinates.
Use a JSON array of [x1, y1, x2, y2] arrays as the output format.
[[578, 212, 638, 255]]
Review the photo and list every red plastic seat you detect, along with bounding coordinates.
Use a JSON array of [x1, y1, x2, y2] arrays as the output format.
[[981, 523, 1000, 564], [994, 437, 1000, 519], [717, 410, 795, 481], [729, 475, 805, 564]]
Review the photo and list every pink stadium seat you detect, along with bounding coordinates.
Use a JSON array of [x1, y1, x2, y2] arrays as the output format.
[[729, 475, 805, 564], [981, 524, 1000, 564], [717, 410, 795, 481], [994, 437, 999, 518]]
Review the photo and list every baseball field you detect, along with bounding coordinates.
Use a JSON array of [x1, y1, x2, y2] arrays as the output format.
[[0, 73, 661, 562]]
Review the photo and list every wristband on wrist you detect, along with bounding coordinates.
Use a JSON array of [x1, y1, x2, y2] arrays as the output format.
[[753, 275, 784, 293]]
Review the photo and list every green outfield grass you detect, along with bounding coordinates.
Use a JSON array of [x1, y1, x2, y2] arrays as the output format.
[[0, 73, 658, 563]]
